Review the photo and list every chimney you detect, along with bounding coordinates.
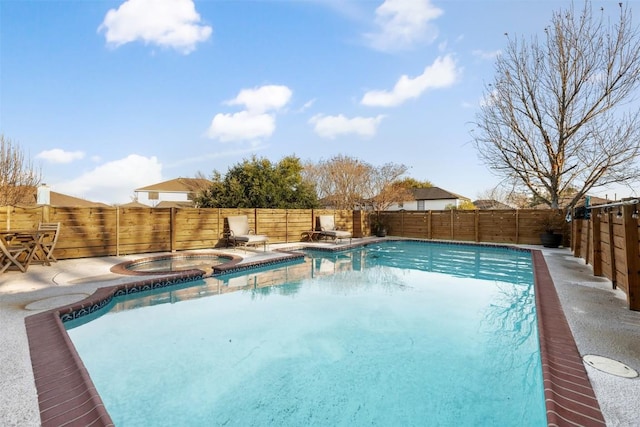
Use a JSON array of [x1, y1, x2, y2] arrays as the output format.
[[37, 183, 51, 205]]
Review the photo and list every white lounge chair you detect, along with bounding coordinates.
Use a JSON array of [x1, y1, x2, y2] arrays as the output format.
[[317, 215, 351, 244], [226, 215, 268, 251]]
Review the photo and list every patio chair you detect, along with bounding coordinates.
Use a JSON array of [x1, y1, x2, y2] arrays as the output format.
[[316, 215, 351, 244], [38, 222, 61, 263], [226, 215, 268, 251], [0, 236, 31, 273]]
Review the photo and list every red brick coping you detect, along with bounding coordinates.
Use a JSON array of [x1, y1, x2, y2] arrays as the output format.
[[25, 246, 605, 426], [531, 251, 606, 426]]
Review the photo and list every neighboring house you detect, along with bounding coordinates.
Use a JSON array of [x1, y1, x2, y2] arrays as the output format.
[[118, 201, 152, 208], [134, 178, 211, 207], [155, 200, 198, 208], [473, 199, 514, 210], [10, 184, 109, 207], [46, 191, 110, 207], [386, 187, 470, 211], [531, 195, 610, 209]]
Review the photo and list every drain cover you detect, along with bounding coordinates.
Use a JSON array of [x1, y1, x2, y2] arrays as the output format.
[[583, 354, 638, 378]]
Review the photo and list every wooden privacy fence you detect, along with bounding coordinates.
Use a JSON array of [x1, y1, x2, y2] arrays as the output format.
[[571, 203, 640, 311], [376, 209, 567, 245], [1, 206, 566, 261], [1, 206, 355, 259]]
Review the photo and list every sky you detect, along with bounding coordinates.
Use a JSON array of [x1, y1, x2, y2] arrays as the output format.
[[2, 0, 639, 205]]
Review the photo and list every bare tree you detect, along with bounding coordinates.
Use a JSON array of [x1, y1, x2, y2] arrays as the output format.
[[477, 187, 531, 209], [0, 135, 42, 206], [365, 162, 411, 213], [302, 155, 411, 212], [303, 155, 373, 209], [473, 2, 640, 208]]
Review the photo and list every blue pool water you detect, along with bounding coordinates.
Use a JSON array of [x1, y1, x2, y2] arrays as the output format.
[[67, 241, 546, 426]]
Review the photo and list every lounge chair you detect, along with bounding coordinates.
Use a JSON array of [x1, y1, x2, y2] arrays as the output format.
[[226, 215, 268, 251], [0, 235, 31, 273], [37, 222, 61, 263], [316, 215, 352, 244]]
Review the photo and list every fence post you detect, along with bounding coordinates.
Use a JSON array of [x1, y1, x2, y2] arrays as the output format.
[[170, 208, 177, 252], [623, 205, 640, 310], [475, 210, 479, 242], [42, 205, 50, 223], [286, 210, 290, 243], [585, 218, 591, 265], [592, 211, 602, 276], [608, 210, 617, 289], [116, 207, 120, 256], [450, 209, 454, 240], [571, 216, 580, 255]]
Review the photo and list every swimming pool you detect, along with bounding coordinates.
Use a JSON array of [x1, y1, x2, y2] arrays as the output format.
[[67, 241, 545, 426], [26, 240, 606, 426]]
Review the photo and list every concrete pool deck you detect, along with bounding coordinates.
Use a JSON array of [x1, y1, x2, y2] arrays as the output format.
[[1, 240, 639, 426]]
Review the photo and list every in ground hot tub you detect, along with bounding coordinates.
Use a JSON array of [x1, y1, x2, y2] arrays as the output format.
[[111, 253, 233, 276]]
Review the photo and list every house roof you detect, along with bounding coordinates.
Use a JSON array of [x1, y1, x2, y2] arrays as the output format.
[[155, 201, 195, 208], [118, 201, 152, 208], [135, 178, 211, 193], [12, 186, 109, 207], [411, 187, 468, 201], [48, 192, 110, 207], [473, 199, 514, 210], [531, 194, 611, 209]]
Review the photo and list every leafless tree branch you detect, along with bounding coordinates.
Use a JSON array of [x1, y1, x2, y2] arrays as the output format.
[[474, 2, 640, 208]]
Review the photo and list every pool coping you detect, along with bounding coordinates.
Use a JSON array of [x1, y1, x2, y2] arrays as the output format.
[[25, 241, 605, 426]]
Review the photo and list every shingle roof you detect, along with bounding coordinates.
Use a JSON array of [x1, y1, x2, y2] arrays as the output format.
[[473, 199, 514, 210], [135, 178, 211, 193], [13, 187, 109, 207], [49, 192, 110, 207], [155, 201, 195, 208], [411, 187, 467, 201], [118, 201, 152, 208]]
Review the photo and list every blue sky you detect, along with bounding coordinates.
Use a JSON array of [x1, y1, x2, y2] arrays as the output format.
[[2, 0, 637, 205]]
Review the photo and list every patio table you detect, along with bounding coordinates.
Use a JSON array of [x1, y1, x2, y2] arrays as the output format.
[[301, 230, 322, 242], [0, 229, 56, 269]]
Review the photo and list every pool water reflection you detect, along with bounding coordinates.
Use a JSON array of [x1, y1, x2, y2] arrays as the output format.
[[67, 241, 546, 426]]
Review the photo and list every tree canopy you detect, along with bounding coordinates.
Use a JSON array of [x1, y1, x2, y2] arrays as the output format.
[[473, 1, 640, 208], [195, 155, 318, 208], [395, 177, 433, 189], [302, 154, 410, 210], [302, 154, 372, 209]]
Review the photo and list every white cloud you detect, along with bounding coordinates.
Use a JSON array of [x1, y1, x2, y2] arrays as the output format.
[[361, 55, 459, 107], [309, 114, 385, 139], [226, 85, 292, 114], [54, 154, 163, 204], [297, 98, 316, 113], [472, 49, 501, 60], [36, 149, 84, 164], [207, 111, 276, 142], [365, 0, 443, 51], [207, 84, 292, 142], [98, 0, 212, 54]]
